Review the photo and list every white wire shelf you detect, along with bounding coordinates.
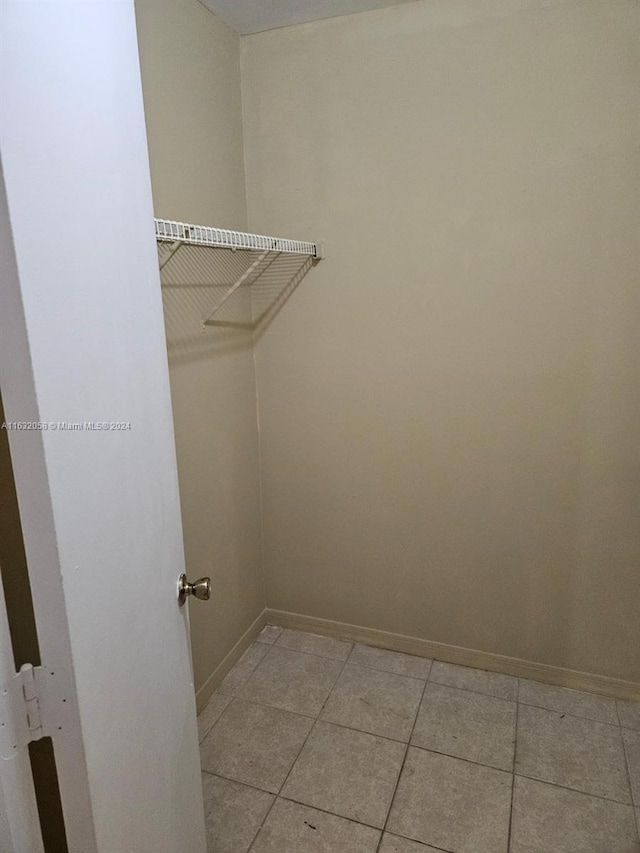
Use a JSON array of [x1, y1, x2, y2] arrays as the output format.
[[155, 217, 322, 329], [155, 218, 322, 259]]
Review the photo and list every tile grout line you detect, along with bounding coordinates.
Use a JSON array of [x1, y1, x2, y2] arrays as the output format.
[[516, 678, 621, 727], [276, 792, 418, 841], [388, 740, 636, 809], [201, 644, 283, 742], [210, 692, 320, 725], [217, 677, 623, 734], [430, 674, 624, 725], [246, 641, 354, 852], [506, 678, 520, 851], [345, 659, 432, 683], [346, 643, 434, 682], [427, 678, 518, 708], [271, 789, 456, 852], [616, 688, 640, 828], [510, 771, 635, 808], [218, 641, 273, 696], [515, 700, 621, 728], [273, 630, 353, 662], [619, 722, 640, 843], [429, 676, 518, 703], [317, 711, 421, 747], [201, 767, 275, 797], [373, 659, 433, 853]]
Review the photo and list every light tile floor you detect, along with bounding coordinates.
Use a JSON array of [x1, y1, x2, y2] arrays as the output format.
[[198, 626, 640, 853]]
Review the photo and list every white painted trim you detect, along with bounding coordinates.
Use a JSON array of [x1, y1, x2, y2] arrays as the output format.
[[195, 610, 267, 713], [265, 609, 640, 702]]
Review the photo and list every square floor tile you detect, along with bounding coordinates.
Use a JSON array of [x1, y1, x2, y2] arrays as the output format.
[[198, 693, 231, 742], [250, 798, 380, 853], [276, 628, 352, 661], [619, 700, 640, 730], [201, 773, 273, 853], [430, 661, 518, 701], [238, 646, 343, 716], [411, 682, 516, 770], [515, 704, 630, 803], [256, 625, 282, 645], [321, 663, 424, 741], [282, 720, 405, 828], [200, 698, 313, 793], [624, 727, 640, 805], [349, 644, 432, 680], [379, 833, 443, 852], [387, 747, 512, 853], [218, 643, 270, 696], [518, 679, 618, 724], [510, 776, 640, 853]]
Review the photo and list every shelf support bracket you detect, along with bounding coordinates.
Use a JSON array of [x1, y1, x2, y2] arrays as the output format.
[[202, 249, 273, 326], [158, 240, 183, 271]]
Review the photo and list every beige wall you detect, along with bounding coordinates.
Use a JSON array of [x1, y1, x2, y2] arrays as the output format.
[[136, 0, 263, 693], [241, 0, 640, 682]]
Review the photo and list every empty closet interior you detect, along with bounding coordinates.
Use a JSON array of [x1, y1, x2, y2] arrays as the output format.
[[134, 0, 640, 708]]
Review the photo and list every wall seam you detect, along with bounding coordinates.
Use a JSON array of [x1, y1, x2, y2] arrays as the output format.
[[239, 32, 269, 614], [193, 0, 266, 614]]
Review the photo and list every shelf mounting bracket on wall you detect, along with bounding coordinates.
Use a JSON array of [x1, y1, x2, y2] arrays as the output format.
[[158, 239, 183, 271], [202, 248, 272, 326]]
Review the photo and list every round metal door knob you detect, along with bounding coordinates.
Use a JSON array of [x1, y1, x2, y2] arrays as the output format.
[[178, 573, 211, 606]]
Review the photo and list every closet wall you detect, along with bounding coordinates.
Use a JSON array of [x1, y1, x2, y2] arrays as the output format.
[[241, 0, 640, 682], [135, 0, 263, 694]]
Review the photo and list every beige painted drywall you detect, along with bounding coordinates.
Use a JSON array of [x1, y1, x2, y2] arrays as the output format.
[[241, 0, 640, 682], [135, 0, 263, 693]]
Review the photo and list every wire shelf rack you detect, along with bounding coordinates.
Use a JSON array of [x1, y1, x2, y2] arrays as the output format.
[[155, 218, 321, 259], [155, 218, 323, 332]]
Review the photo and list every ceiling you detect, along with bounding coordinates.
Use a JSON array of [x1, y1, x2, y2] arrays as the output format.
[[202, 0, 418, 35]]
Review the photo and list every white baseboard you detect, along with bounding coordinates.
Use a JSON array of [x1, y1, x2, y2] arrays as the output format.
[[265, 608, 640, 702], [195, 609, 267, 714]]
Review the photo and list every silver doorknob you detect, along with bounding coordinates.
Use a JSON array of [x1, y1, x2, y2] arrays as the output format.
[[178, 573, 211, 606]]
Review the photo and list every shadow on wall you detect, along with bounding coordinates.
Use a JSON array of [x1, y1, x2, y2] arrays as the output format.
[[159, 243, 313, 364]]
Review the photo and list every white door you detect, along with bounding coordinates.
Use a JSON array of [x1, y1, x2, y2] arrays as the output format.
[[0, 2, 207, 851]]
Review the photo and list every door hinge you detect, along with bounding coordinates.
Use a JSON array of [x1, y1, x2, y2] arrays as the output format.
[[0, 663, 71, 760]]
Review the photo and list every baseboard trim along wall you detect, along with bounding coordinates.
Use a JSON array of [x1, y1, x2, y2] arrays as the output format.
[[265, 608, 640, 702], [194, 606, 639, 706], [195, 609, 267, 713]]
